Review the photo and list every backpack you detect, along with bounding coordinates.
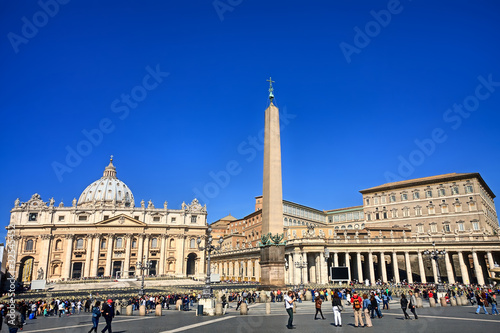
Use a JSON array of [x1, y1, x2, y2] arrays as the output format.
[[352, 297, 361, 310], [92, 307, 101, 318]]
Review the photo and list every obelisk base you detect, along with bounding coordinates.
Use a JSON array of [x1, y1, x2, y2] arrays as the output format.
[[259, 245, 286, 290]]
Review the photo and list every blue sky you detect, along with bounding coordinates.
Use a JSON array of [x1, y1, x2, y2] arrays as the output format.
[[1, 0, 500, 240]]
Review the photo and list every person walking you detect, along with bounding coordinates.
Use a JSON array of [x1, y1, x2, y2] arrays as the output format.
[[489, 294, 498, 315], [284, 291, 296, 329], [332, 291, 343, 327], [400, 293, 411, 320], [475, 292, 489, 315], [352, 291, 364, 328], [88, 301, 101, 333], [4, 304, 23, 333], [314, 292, 325, 320], [408, 291, 418, 319], [362, 293, 373, 327], [382, 292, 389, 310], [101, 299, 114, 333]]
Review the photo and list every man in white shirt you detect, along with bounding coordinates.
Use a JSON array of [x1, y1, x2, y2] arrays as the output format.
[[284, 291, 296, 329]]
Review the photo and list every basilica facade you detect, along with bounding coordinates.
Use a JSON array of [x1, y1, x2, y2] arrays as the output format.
[[8, 158, 208, 284]]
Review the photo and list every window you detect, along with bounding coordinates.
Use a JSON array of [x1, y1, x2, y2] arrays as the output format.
[[430, 224, 437, 233], [428, 206, 435, 215], [101, 239, 106, 249], [58, 216, 65, 221], [76, 238, 84, 249], [468, 202, 476, 211], [171, 217, 176, 223], [415, 206, 422, 216], [426, 190, 433, 198], [441, 205, 449, 213], [381, 196, 386, 204], [455, 203, 462, 212], [443, 224, 450, 232], [375, 213, 380, 220], [451, 186, 459, 195], [169, 238, 175, 248], [29, 213, 37, 221], [151, 238, 158, 248], [78, 215, 87, 221], [472, 221, 479, 230], [401, 193, 408, 201], [153, 216, 160, 222], [417, 224, 424, 233], [132, 238, 137, 248], [438, 188, 445, 196], [25, 239, 34, 251], [115, 237, 123, 248], [191, 215, 197, 223], [366, 198, 370, 205], [383, 212, 387, 219], [457, 222, 464, 231], [367, 213, 371, 221], [391, 209, 398, 218], [402, 207, 410, 217], [55, 239, 62, 250], [465, 185, 473, 194], [374, 197, 379, 205], [134, 216, 140, 220], [390, 195, 396, 203], [190, 239, 196, 248], [103, 215, 109, 220], [413, 191, 420, 200]]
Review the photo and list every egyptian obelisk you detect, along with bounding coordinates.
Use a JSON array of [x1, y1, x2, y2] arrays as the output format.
[[259, 77, 285, 288]]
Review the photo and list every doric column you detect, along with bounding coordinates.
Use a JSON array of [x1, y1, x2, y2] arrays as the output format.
[[38, 234, 53, 280], [345, 252, 351, 281], [417, 251, 426, 283], [84, 235, 93, 278], [404, 252, 413, 284], [123, 234, 132, 277], [392, 252, 400, 283], [380, 252, 387, 283], [431, 256, 438, 283], [104, 234, 115, 277], [487, 252, 496, 278], [357, 252, 363, 282], [368, 252, 375, 284], [158, 235, 167, 275], [333, 252, 339, 267], [62, 235, 74, 279], [444, 252, 455, 284], [472, 251, 485, 285], [91, 235, 101, 277], [458, 251, 470, 284]]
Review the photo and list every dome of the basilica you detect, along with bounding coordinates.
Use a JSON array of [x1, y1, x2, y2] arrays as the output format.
[[77, 157, 134, 206]]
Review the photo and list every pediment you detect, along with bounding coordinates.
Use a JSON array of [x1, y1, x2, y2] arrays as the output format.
[[95, 214, 146, 226]]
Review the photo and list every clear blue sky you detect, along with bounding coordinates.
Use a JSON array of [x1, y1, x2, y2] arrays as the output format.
[[1, 0, 500, 241]]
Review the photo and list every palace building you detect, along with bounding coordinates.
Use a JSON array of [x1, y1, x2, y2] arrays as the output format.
[[211, 172, 500, 286], [8, 158, 208, 285]]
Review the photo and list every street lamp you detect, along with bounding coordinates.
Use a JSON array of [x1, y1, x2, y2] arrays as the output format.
[[197, 227, 223, 298], [295, 255, 307, 290], [423, 241, 446, 292], [137, 255, 152, 296]]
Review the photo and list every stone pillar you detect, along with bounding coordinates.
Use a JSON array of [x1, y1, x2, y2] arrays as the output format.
[[368, 252, 375, 285], [84, 235, 93, 278], [136, 234, 144, 276], [392, 252, 400, 283], [356, 252, 363, 282], [345, 252, 351, 281], [62, 235, 74, 279], [91, 235, 101, 277], [289, 253, 294, 284], [444, 252, 455, 284], [417, 251, 427, 283], [472, 251, 485, 285], [404, 252, 413, 284], [123, 235, 132, 278], [38, 234, 52, 280], [143, 235, 150, 262], [320, 251, 328, 284], [458, 252, 470, 284], [487, 251, 496, 278], [380, 252, 387, 283], [175, 235, 186, 276], [235, 261, 240, 281], [255, 260, 260, 282], [158, 235, 167, 275], [431, 256, 438, 283], [333, 252, 339, 267], [105, 234, 114, 277]]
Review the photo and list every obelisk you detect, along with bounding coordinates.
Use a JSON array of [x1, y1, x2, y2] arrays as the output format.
[[259, 77, 285, 288]]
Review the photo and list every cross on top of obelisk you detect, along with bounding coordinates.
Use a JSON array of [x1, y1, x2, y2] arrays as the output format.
[[267, 77, 275, 102]]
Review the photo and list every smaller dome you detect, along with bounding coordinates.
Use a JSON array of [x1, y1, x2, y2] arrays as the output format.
[[77, 157, 134, 206]]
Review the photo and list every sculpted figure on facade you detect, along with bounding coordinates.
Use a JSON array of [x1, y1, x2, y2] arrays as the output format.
[[72, 198, 77, 207], [14, 198, 20, 207]]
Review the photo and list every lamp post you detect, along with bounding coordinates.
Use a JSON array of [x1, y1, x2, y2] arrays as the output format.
[[137, 255, 152, 296], [423, 242, 446, 293], [197, 226, 223, 299], [295, 255, 307, 290]]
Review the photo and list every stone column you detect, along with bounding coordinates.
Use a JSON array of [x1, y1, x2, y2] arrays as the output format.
[[392, 252, 400, 283], [104, 234, 115, 277], [472, 251, 485, 285], [320, 251, 328, 284], [289, 253, 295, 284], [123, 235, 132, 277], [248, 259, 253, 279], [143, 235, 150, 262], [158, 235, 166, 275], [487, 251, 496, 278], [175, 235, 186, 276], [38, 234, 53, 280], [444, 252, 455, 284], [431, 256, 438, 283], [417, 251, 427, 283], [84, 235, 93, 278], [91, 235, 101, 277], [255, 260, 260, 282], [458, 251, 470, 284], [404, 252, 413, 284], [62, 235, 74, 279], [380, 252, 387, 283], [345, 252, 351, 281], [333, 252, 339, 267], [136, 234, 145, 276], [368, 252, 375, 285], [357, 252, 363, 282]]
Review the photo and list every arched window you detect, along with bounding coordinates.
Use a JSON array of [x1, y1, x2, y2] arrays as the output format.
[[132, 238, 137, 248], [25, 239, 34, 251], [115, 238, 123, 248], [100, 239, 106, 249], [76, 238, 84, 249], [151, 238, 158, 248], [169, 238, 175, 248], [190, 239, 196, 248], [55, 239, 62, 250]]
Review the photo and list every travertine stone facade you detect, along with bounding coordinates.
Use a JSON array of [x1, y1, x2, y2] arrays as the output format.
[[8, 159, 208, 284]]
